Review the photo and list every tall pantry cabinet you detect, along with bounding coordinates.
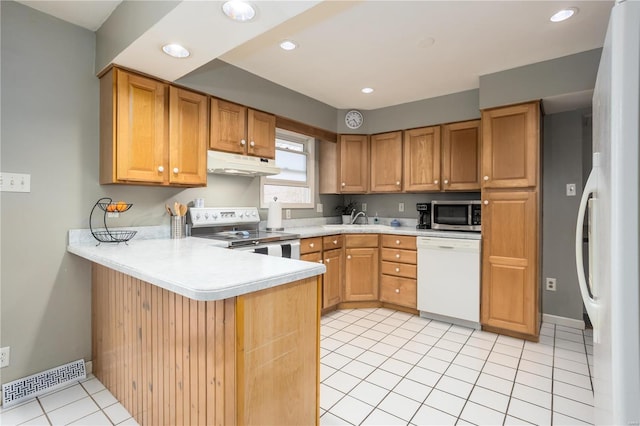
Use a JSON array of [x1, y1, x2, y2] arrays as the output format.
[[480, 101, 541, 341]]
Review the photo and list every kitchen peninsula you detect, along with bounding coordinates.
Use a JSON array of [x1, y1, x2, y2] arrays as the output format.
[[68, 235, 325, 426]]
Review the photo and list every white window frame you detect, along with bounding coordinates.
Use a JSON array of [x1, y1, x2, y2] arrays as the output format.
[[259, 128, 316, 209]]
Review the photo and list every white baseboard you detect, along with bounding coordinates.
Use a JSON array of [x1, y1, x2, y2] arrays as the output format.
[[542, 313, 585, 330]]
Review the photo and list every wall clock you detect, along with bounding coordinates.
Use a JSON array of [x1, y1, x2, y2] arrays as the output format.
[[345, 110, 364, 129]]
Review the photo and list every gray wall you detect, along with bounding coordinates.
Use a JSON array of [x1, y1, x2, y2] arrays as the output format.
[[542, 108, 592, 320], [178, 59, 338, 135], [480, 49, 601, 109], [338, 90, 480, 135], [95, 1, 180, 74]]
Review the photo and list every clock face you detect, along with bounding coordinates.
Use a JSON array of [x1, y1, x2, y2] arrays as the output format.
[[345, 110, 363, 129]]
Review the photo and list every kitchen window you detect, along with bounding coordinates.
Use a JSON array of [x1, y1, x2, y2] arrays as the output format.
[[260, 129, 315, 208]]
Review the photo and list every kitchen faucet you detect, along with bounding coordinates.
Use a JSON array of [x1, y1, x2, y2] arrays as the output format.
[[350, 209, 369, 225]]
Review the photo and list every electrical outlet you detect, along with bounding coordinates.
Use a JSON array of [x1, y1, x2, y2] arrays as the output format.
[[316, 203, 323, 213], [362, 203, 367, 212], [0, 346, 10, 368], [285, 209, 291, 219], [545, 278, 557, 292], [399, 202, 405, 212], [566, 183, 576, 196]]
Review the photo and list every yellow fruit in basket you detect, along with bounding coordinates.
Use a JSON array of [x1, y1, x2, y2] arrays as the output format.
[[116, 201, 127, 212], [106, 203, 117, 212]]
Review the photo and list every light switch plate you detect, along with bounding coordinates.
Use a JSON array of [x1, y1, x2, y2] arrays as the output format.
[[399, 202, 405, 212], [566, 183, 576, 196], [0, 172, 31, 193], [362, 203, 367, 212]]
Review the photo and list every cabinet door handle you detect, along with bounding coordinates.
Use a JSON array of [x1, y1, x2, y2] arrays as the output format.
[[157, 166, 164, 172], [434, 179, 439, 184], [318, 260, 323, 264], [341, 182, 346, 187], [395, 240, 401, 245], [240, 139, 246, 146], [347, 255, 352, 260], [484, 200, 489, 205], [250, 140, 255, 147], [395, 254, 400, 259], [396, 181, 401, 186], [395, 289, 400, 294], [484, 175, 489, 181], [333, 240, 338, 245], [395, 267, 400, 272], [309, 243, 314, 248], [173, 167, 179, 174], [444, 179, 449, 184], [326, 258, 330, 263]]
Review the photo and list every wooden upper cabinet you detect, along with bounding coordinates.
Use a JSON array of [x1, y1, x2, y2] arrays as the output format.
[[370, 131, 403, 192], [100, 67, 206, 186], [107, 68, 168, 184], [247, 109, 276, 159], [210, 98, 246, 155], [210, 98, 276, 159], [403, 126, 441, 191], [339, 134, 369, 193], [481, 190, 538, 336], [481, 101, 540, 189], [169, 87, 208, 186], [442, 120, 481, 191], [319, 140, 339, 194]]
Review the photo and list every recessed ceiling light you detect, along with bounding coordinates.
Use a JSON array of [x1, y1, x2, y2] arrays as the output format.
[[162, 43, 190, 58], [550, 8, 578, 22], [361, 87, 374, 94], [222, 0, 256, 22], [280, 40, 298, 51], [418, 37, 436, 48]]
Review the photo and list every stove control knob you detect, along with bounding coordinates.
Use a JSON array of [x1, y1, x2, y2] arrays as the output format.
[[212, 212, 218, 219], [195, 214, 201, 220], [246, 210, 252, 218], [204, 213, 209, 219]]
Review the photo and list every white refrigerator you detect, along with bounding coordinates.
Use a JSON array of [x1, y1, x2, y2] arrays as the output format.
[[575, 0, 640, 424]]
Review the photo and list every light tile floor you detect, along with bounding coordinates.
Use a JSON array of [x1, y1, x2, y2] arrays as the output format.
[[320, 308, 594, 426], [1, 307, 594, 426], [0, 376, 138, 426]]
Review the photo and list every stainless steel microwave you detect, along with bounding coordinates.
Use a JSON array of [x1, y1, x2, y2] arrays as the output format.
[[431, 200, 482, 231]]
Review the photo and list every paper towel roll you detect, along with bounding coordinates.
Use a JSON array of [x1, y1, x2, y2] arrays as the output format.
[[267, 200, 283, 231]]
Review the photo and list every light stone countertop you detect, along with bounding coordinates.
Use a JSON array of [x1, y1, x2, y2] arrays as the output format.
[[285, 224, 482, 240], [67, 236, 326, 301]]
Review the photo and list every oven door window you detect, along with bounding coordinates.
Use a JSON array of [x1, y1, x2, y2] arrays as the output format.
[[433, 205, 468, 225]]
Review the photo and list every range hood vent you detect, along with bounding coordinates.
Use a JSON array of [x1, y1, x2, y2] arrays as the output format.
[[207, 150, 280, 176]]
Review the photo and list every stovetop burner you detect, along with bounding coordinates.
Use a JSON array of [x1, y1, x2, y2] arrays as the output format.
[[188, 207, 299, 247]]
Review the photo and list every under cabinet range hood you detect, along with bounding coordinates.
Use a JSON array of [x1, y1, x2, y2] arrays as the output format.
[[207, 150, 280, 176]]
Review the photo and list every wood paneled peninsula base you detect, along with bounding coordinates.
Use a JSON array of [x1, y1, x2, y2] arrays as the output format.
[[92, 264, 321, 426]]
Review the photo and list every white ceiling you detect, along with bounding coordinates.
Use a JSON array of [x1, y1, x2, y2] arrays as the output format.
[[17, 0, 613, 110]]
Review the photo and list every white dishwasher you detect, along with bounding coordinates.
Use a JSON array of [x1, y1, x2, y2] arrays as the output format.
[[417, 236, 481, 328]]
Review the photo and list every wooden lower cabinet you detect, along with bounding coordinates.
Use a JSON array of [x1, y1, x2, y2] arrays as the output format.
[[323, 248, 343, 308], [379, 235, 417, 309], [480, 190, 539, 339], [91, 264, 320, 426], [380, 275, 417, 308], [344, 234, 379, 302]]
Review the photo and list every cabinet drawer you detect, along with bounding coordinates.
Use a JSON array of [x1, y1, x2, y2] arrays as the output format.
[[381, 261, 417, 279], [380, 275, 417, 309], [381, 235, 416, 250], [381, 248, 417, 264], [300, 252, 322, 263], [323, 235, 344, 250], [300, 237, 322, 254], [345, 234, 379, 248]]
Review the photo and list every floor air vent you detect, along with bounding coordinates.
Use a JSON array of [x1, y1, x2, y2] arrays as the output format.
[[2, 359, 86, 408]]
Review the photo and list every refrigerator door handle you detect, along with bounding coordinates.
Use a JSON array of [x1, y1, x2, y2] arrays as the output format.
[[576, 162, 599, 327]]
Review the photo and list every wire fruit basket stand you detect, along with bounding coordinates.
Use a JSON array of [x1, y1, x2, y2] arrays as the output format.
[[90, 197, 137, 245]]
